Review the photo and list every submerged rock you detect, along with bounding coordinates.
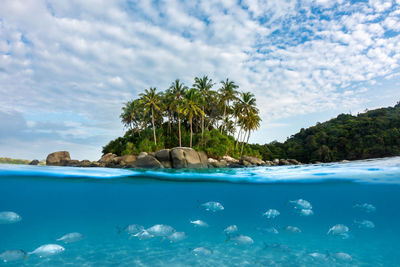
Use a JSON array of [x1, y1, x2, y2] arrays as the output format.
[[46, 151, 71, 166]]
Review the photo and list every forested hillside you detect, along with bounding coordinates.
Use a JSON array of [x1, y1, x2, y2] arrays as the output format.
[[252, 102, 400, 163]]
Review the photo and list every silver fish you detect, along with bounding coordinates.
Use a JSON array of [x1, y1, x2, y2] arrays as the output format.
[[262, 209, 280, 219], [354, 203, 376, 213], [192, 247, 213, 256], [227, 234, 254, 245], [0, 211, 22, 224], [201, 201, 224, 212], [289, 199, 312, 210], [167, 232, 187, 242], [0, 249, 27, 262], [56, 232, 84, 243], [285, 226, 301, 233], [224, 225, 238, 234], [190, 220, 209, 227], [29, 244, 65, 257], [146, 224, 175, 237]]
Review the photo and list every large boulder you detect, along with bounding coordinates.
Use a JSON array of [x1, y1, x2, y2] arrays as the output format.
[[46, 151, 71, 166], [240, 155, 263, 166], [135, 155, 163, 169], [155, 149, 172, 168], [222, 155, 239, 164], [99, 153, 117, 164], [120, 155, 136, 167], [171, 147, 208, 169], [207, 158, 227, 168]]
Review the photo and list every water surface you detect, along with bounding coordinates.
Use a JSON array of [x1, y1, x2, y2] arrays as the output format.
[[1, 157, 399, 266]]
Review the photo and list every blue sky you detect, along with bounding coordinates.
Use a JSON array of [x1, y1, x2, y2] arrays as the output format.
[[0, 0, 399, 160]]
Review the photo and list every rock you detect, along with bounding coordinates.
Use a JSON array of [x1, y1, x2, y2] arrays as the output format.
[[273, 159, 280, 165], [78, 160, 91, 167], [135, 155, 163, 169], [198, 151, 208, 167], [155, 149, 172, 168], [46, 151, 71, 166], [99, 153, 117, 164], [240, 155, 263, 166], [138, 152, 148, 159], [207, 158, 228, 168], [264, 161, 273, 166], [288, 159, 301, 165], [120, 155, 136, 167], [90, 161, 102, 167], [171, 147, 208, 169], [29, 160, 39, 165], [341, 160, 350, 163], [279, 159, 290, 165], [242, 160, 252, 167], [222, 155, 239, 164], [65, 160, 80, 166]]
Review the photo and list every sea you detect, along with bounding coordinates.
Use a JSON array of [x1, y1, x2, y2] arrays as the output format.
[[1, 157, 400, 266]]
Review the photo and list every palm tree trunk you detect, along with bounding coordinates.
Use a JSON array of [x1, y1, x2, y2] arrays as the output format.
[[151, 107, 157, 145], [201, 106, 204, 146], [221, 104, 226, 134], [246, 130, 251, 145], [178, 116, 182, 147], [190, 118, 193, 148], [168, 112, 171, 135], [235, 127, 242, 148], [241, 130, 248, 155]]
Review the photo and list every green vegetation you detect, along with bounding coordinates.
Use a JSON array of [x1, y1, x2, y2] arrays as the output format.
[[103, 76, 261, 159], [0, 157, 30, 165], [251, 102, 400, 163]]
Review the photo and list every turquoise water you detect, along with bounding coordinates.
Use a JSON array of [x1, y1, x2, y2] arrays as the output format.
[[1, 157, 400, 266]]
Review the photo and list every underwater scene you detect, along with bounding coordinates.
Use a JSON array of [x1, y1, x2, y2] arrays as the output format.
[[1, 157, 400, 266]]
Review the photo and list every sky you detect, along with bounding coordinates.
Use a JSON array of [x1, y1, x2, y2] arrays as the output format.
[[0, 0, 400, 161]]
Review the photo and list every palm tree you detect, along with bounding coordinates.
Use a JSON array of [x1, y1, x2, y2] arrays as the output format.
[[169, 79, 187, 147], [235, 92, 257, 148], [120, 99, 144, 136], [219, 79, 238, 133], [181, 88, 204, 148], [241, 111, 261, 155], [193, 76, 214, 144], [139, 87, 161, 145]]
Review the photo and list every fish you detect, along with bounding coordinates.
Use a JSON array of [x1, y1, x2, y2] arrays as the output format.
[[299, 209, 314, 216], [353, 203, 376, 213], [200, 201, 224, 212], [263, 242, 289, 252], [0, 249, 27, 262], [167, 232, 187, 242], [333, 252, 352, 262], [289, 199, 312, 210], [354, 219, 375, 229], [308, 252, 329, 262], [146, 224, 175, 237], [56, 232, 84, 243], [284, 226, 301, 233], [224, 225, 238, 234], [0, 211, 22, 224], [29, 244, 65, 257], [190, 220, 209, 227], [327, 224, 349, 238], [226, 234, 254, 245], [192, 247, 213, 256], [118, 224, 144, 235], [258, 227, 279, 234], [132, 230, 154, 240], [262, 209, 280, 219]]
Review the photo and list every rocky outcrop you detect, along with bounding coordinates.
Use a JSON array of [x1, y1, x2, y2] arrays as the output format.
[[46, 151, 71, 166], [171, 147, 208, 169], [135, 155, 163, 168], [29, 160, 39, 165], [240, 155, 264, 166], [99, 153, 117, 164]]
